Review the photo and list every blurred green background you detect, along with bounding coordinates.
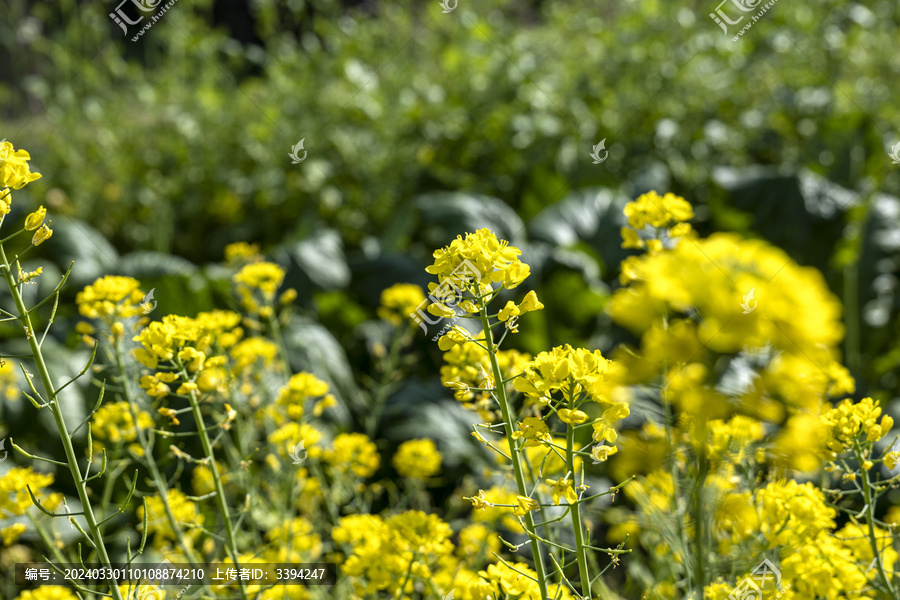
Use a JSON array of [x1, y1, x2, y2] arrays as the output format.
[[1, 0, 900, 499]]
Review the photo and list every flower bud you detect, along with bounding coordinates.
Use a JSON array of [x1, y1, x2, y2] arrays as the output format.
[[24, 205, 46, 230], [32, 223, 52, 246]]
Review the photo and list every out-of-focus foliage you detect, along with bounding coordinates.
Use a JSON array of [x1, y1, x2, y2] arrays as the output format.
[[1, 5, 900, 597], [1, 0, 899, 436]]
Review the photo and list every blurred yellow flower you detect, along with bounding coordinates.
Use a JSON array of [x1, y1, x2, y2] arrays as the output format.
[[377, 283, 426, 326], [392, 439, 442, 479], [93, 401, 153, 444], [326, 433, 380, 478]]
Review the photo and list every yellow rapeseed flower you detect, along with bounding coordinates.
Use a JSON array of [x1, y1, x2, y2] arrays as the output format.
[[821, 397, 894, 453], [377, 283, 426, 326], [23, 205, 46, 230], [92, 401, 153, 444], [325, 433, 380, 478], [392, 439, 442, 479], [31, 223, 52, 246], [0, 140, 42, 191], [77, 276, 147, 323]]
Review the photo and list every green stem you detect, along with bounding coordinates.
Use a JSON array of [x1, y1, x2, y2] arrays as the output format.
[[855, 443, 897, 597], [692, 447, 708, 597], [185, 386, 248, 600], [479, 305, 550, 600], [844, 262, 860, 375], [566, 421, 591, 598], [112, 340, 204, 569], [365, 332, 404, 438], [394, 555, 416, 600], [0, 244, 125, 600], [267, 311, 292, 379], [661, 315, 691, 589], [29, 513, 67, 564]]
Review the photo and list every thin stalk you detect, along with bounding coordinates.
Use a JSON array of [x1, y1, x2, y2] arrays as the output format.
[[844, 262, 860, 375], [566, 420, 591, 598], [661, 315, 691, 588], [112, 339, 204, 569], [692, 448, 708, 597], [479, 305, 550, 600], [855, 443, 897, 597], [184, 385, 248, 600], [0, 243, 125, 600], [266, 311, 292, 379]]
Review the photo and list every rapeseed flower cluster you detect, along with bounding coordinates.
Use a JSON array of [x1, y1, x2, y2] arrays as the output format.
[[0, 140, 42, 194], [137, 489, 203, 544], [76, 276, 147, 323], [0, 467, 61, 518], [378, 283, 426, 326], [10, 153, 900, 600], [91, 401, 153, 445], [392, 439, 443, 479], [276, 372, 332, 420], [334, 510, 479, 598], [0, 141, 52, 246], [440, 330, 531, 419], [821, 396, 894, 453], [325, 433, 381, 478], [620, 190, 695, 252], [609, 228, 850, 413], [233, 261, 287, 316], [425, 228, 530, 290]]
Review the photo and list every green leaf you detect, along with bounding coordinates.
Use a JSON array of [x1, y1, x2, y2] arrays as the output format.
[[46, 218, 118, 287], [281, 317, 357, 426], [275, 229, 350, 293], [415, 192, 526, 247]]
